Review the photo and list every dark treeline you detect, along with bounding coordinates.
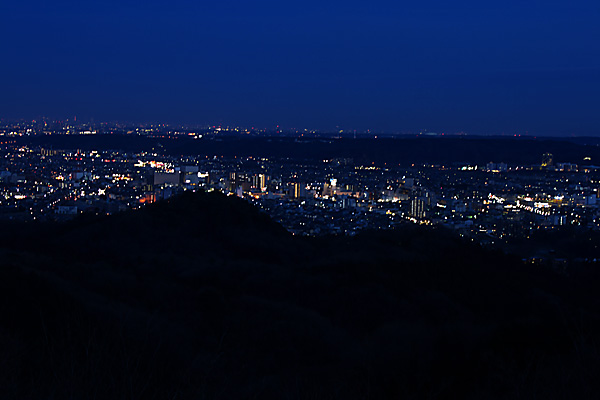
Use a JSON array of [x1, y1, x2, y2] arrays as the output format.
[[1, 191, 600, 399], [21, 135, 600, 165]]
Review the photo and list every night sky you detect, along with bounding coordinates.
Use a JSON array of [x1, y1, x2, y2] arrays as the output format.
[[2, 1, 599, 135]]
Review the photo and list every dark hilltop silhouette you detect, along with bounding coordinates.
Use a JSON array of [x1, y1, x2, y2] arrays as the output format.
[[1, 190, 600, 399]]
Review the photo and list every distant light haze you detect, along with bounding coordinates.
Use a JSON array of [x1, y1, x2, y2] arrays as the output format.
[[1, 0, 599, 135]]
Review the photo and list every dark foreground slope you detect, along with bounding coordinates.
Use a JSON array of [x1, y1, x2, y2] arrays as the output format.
[[1, 191, 600, 399]]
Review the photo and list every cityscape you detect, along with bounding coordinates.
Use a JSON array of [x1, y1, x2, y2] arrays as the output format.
[[2, 119, 600, 263], [3, 0, 600, 398]]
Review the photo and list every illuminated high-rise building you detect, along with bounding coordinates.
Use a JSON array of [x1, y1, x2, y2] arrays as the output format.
[[410, 197, 427, 219], [252, 174, 268, 191], [229, 172, 249, 192], [291, 182, 306, 199]]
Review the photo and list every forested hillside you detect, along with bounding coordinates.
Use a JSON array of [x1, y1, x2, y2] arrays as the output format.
[[1, 191, 599, 399]]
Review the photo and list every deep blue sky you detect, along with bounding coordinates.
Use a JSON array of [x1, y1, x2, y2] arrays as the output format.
[[2, 1, 599, 135]]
